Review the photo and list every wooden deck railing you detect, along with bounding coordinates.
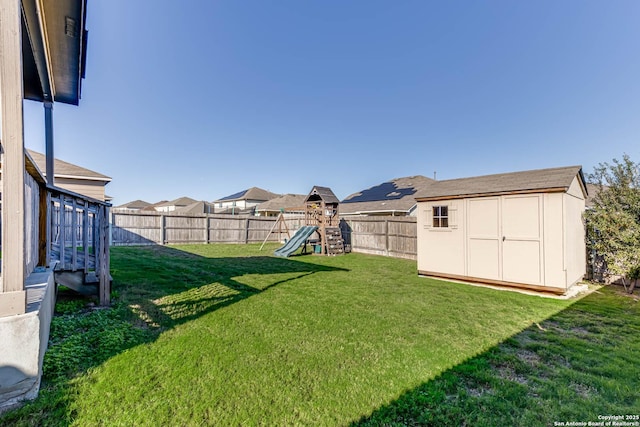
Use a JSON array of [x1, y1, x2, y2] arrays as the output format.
[[47, 186, 111, 305], [20, 154, 112, 305], [24, 169, 41, 275]]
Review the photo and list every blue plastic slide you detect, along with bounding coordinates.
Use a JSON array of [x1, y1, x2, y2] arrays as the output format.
[[274, 226, 319, 257]]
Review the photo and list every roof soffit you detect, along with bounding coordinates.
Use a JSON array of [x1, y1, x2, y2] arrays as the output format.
[[21, 0, 87, 105]]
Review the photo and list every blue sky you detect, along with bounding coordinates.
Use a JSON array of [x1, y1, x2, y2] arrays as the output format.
[[23, 1, 640, 205]]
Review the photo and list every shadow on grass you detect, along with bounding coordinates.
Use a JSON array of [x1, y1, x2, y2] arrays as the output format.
[[0, 244, 348, 426], [351, 286, 640, 426], [112, 245, 348, 330]]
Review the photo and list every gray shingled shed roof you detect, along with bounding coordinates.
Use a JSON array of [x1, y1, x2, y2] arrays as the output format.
[[27, 150, 111, 181], [415, 166, 586, 201], [341, 175, 435, 215]]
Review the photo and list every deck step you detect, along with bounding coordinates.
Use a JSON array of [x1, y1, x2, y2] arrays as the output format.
[[54, 271, 98, 296]]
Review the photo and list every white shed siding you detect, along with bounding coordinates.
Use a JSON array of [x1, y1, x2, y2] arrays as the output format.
[[567, 177, 585, 199], [417, 176, 586, 293], [467, 198, 501, 281], [501, 195, 543, 285], [543, 192, 565, 286], [417, 200, 465, 276], [564, 177, 587, 286]]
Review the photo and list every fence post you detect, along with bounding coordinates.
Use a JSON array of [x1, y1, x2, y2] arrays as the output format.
[[110, 210, 115, 246], [245, 218, 250, 243], [161, 215, 166, 245], [99, 205, 111, 306], [385, 219, 389, 256]]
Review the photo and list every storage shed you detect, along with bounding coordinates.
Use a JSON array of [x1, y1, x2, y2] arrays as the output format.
[[415, 166, 587, 294]]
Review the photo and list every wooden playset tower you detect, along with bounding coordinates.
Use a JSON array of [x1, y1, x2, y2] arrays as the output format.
[[304, 186, 345, 255]]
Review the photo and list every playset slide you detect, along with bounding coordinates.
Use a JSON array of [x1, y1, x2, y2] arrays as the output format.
[[274, 226, 319, 257]]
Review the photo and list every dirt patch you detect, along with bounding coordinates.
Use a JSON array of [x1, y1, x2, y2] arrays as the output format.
[[516, 349, 541, 367], [569, 326, 590, 335], [495, 365, 528, 385], [463, 384, 492, 398], [570, 382, 596, 399]]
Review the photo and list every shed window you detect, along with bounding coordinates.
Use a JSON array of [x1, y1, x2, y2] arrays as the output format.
[[432, 206, 448, 228]]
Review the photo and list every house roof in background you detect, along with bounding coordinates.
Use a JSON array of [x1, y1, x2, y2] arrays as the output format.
[[115, 199, 151, 210], [175, 201, 216, 214], [142, 200, 168, 211], [215, 187, 280, 202], [585, 183, 607, 208], [26, 150, 111, 182], [341, 175, 435, 215], [415, 166, 586, 201], [305, 186, 340, 204], [156, 196, 198, 207], [256, 194, 306, 212]]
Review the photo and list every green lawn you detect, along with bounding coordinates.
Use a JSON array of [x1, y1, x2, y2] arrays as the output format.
[[2, 244, 638, 426]]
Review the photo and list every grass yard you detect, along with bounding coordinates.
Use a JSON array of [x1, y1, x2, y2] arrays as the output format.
[[2, 244, 639, 426]]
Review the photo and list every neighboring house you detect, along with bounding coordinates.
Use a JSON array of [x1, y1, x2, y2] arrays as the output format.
[[142, 200, 168, 212], [7, 150, 112, 201], [174, 200, 216, 215], [214, 187, 280, 211], [585, 183, 604, 208], [154, 196, 198, 212], [114, 199, 151, 211], [415, 165, 587, 294], [341, 175, 435, 216], [255, 194, 306, 217], [214, 206, 257, 216]]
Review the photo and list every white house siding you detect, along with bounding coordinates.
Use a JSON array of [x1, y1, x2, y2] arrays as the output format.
[[155, 206, 175, 212], [55, 177, 106, 201], [218, 200, 249, 209]]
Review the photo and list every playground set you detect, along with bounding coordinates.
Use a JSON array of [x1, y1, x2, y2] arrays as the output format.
[[273, 186, 345, 257]]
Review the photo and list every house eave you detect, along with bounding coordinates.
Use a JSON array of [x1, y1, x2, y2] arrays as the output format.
[[21, 0, 87, 105], [50, 173, 111, 183]]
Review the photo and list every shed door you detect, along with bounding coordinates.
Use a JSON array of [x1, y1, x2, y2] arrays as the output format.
[[465, 195, 543, 285], [501, 195, 543, 285], [467, 198, 501, 281]]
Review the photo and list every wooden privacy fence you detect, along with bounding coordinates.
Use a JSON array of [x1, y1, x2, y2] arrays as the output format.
[[340, 216, 417, 260], [111, 210, 418, 260], [111, 210, 307, 246]]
